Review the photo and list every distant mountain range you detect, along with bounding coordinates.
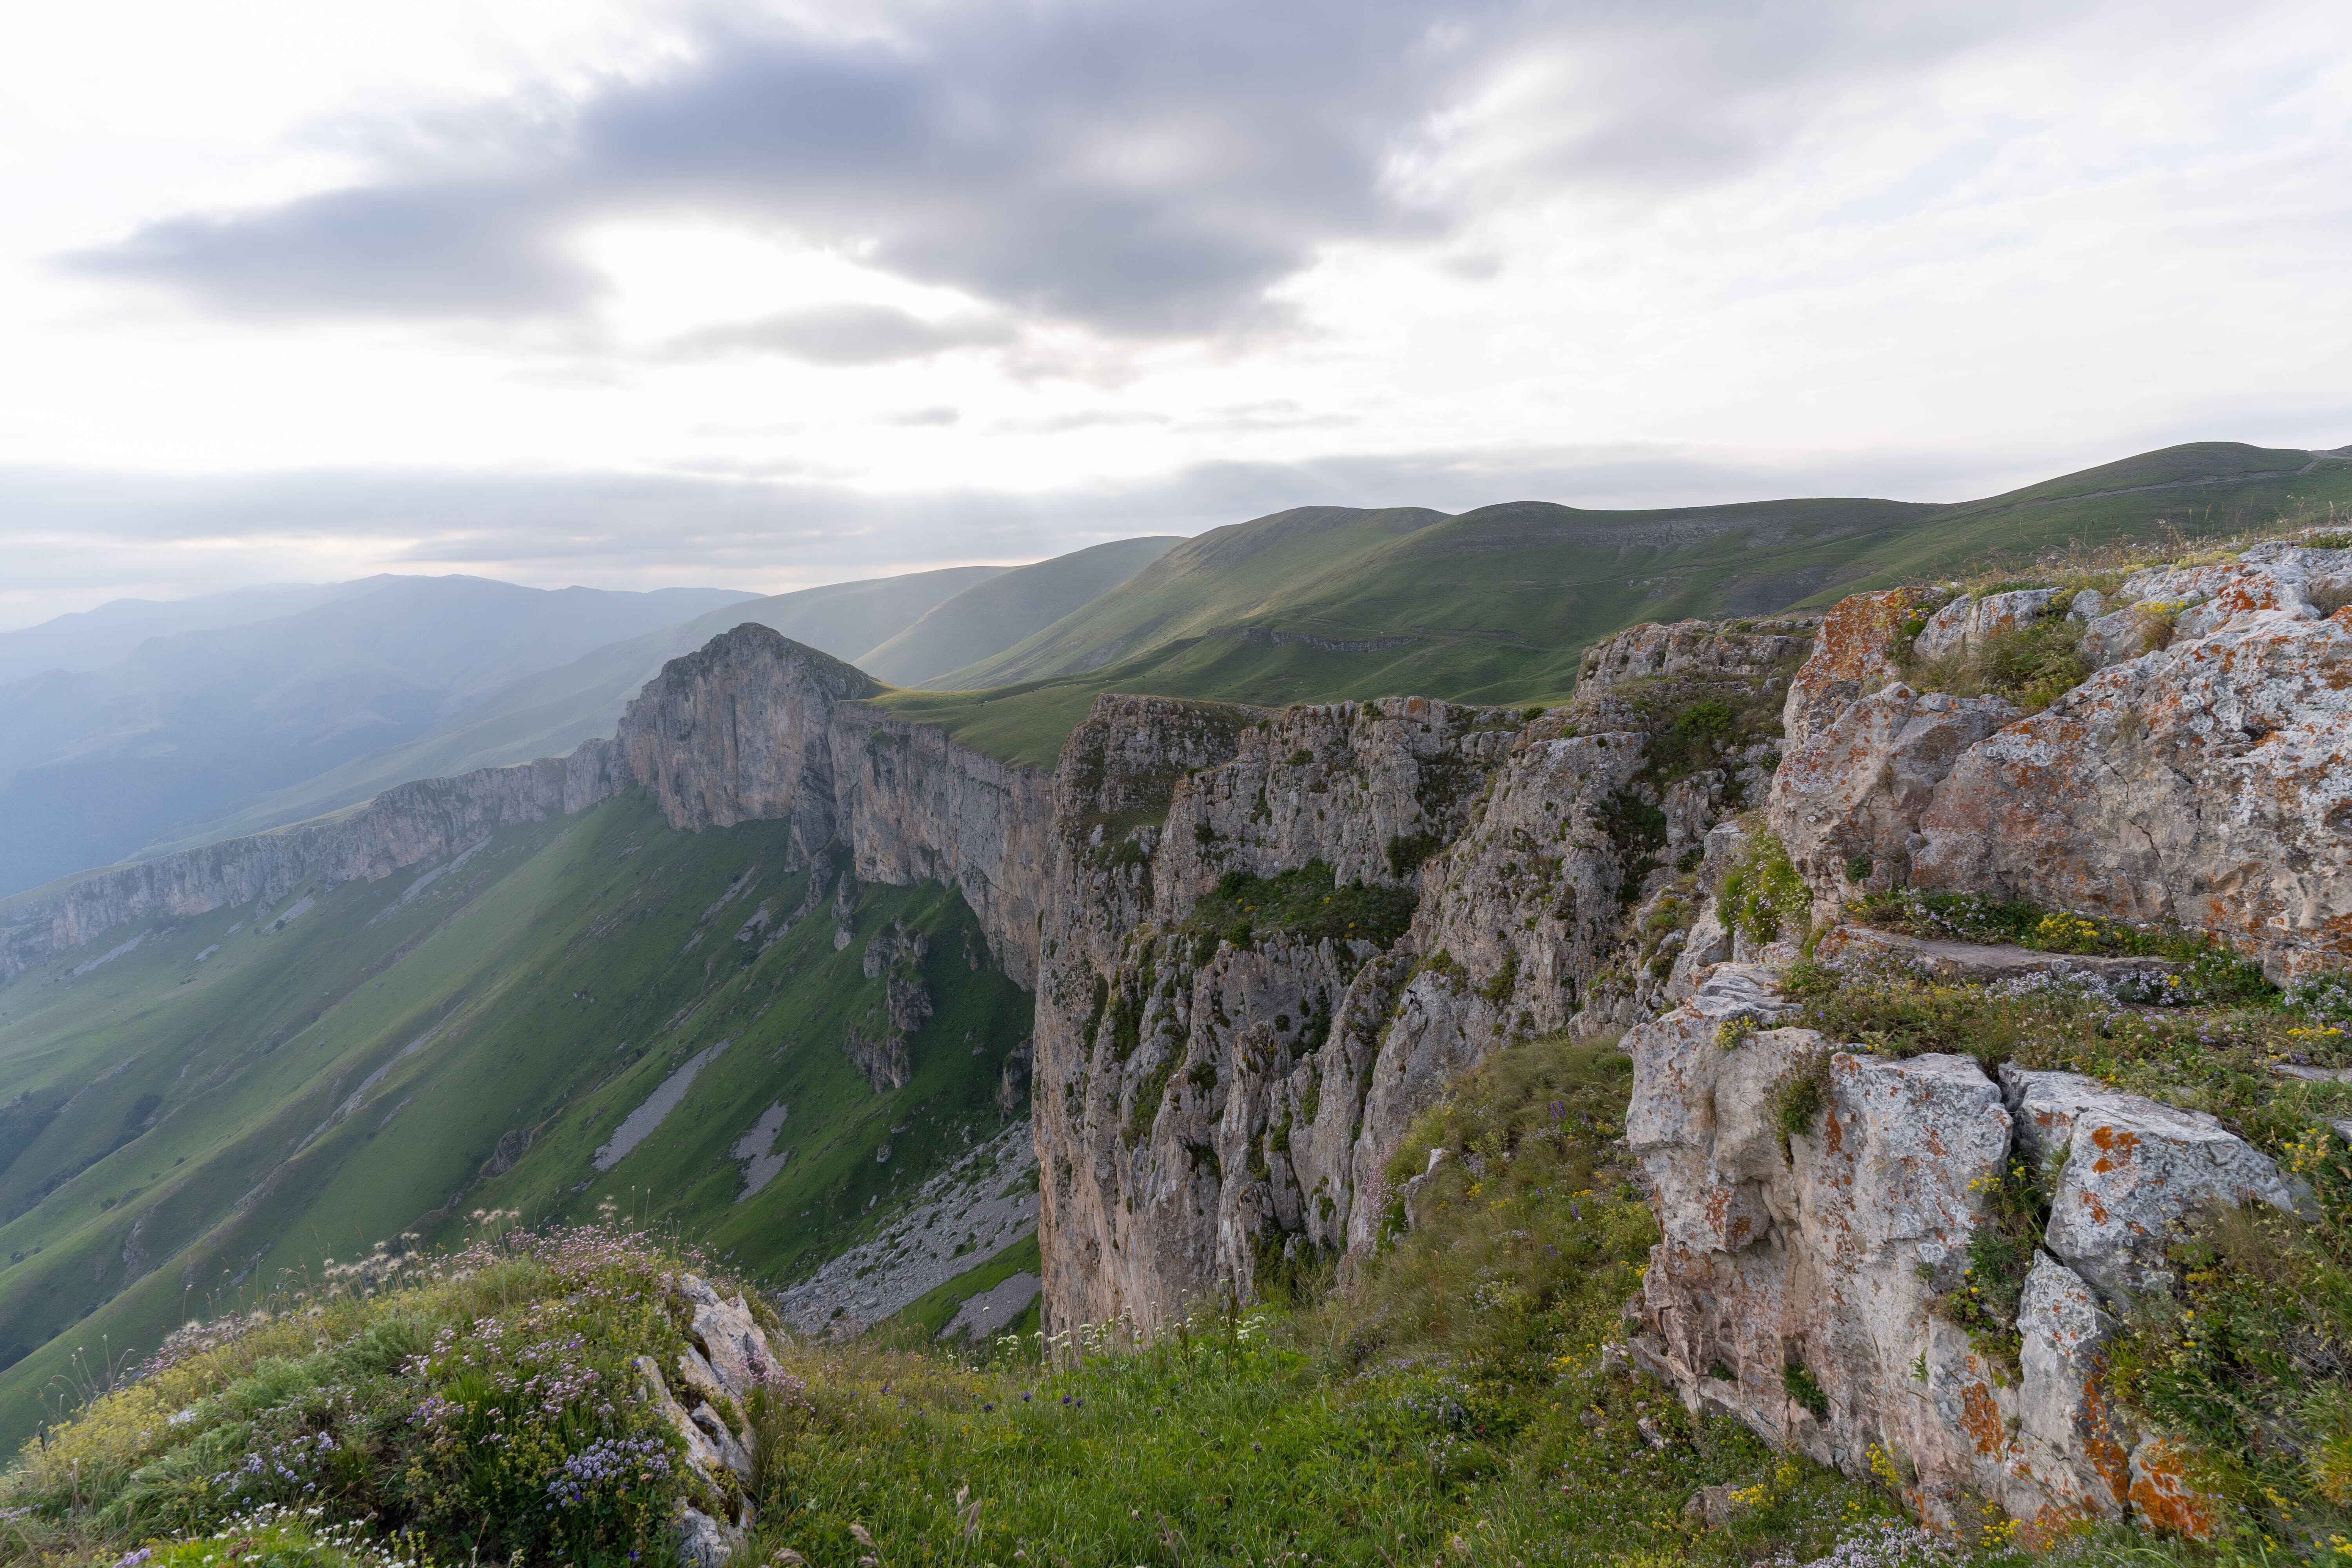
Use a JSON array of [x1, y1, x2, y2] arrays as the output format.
[[0, 541, 1181, 898], [3, 438, 2342, 895]]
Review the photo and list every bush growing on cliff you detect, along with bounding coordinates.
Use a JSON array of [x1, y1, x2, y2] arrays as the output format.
[[1721, 831, 1809, 947], [1928, 1157, 2052, 1382], [1182, 859, 1417, 952]]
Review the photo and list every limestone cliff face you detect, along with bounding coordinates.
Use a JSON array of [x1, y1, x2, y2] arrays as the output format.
[[830, 703, 1053, 987], [618, 624, 882, 862], [0, 744, 625, 978], [1031, 630, 1802, 1330]]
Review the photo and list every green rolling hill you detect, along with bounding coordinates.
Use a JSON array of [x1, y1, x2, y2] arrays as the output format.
[[856, 535, 1181, 686], [891, 441, 2352, 764]]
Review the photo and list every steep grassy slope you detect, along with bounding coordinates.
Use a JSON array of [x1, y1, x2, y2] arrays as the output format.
[[0, 792, 1030, 1448], [857, 536, 1181, 686], [932, 506, 1450, 687], [896, 442, 2352, 765]]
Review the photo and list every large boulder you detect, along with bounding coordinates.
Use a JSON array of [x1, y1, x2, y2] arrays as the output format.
[[1768, 682, 2018, 909], [2001, 1067, 2296, 1298], [1912, 589, 2057, 664], [1626, 968, 2233, 1536], [1782, 590, 1921, 746], [1915, 604, 2352, 980]]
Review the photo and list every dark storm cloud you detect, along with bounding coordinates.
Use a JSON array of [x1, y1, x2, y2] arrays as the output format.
[[61, 0, 2073, 339]]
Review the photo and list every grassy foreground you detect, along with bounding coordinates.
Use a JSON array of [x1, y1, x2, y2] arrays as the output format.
[[0, 1035, 1975, 1568], [8, 1029, 2265, 1568]]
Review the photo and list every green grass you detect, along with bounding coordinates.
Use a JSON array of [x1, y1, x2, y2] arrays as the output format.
[[880, 1231, 1042, 1346], [0, 1224, 722, 1566], [0, 793, 1031, 1452], [857, 537, 1181, 687]]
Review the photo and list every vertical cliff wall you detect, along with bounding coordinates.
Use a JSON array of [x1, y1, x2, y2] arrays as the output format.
[[0, 744, 626, 978], [1031, 624, 1804, 1330]]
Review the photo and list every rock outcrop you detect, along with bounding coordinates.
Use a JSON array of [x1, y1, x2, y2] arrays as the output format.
[[1762, 535, 2352, 979], [635, 1271, 789, 1567], [1625, 967, 2292, 1538], [1914, 602, 2352, 978]]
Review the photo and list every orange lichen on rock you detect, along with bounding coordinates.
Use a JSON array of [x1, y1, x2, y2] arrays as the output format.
[[2128, 1439, 2218, 1539]]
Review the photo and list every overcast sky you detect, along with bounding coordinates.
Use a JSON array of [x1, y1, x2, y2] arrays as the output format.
[[2, 0, 2347, 628]]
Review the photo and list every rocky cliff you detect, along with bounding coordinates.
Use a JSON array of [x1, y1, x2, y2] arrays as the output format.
[[1022, 531, 2352, 1543], [10, 541, 2348, 1543], [0, 743, 626, 979], [1032, 622, 1806, 1327], [0, 624, 1053, 987]]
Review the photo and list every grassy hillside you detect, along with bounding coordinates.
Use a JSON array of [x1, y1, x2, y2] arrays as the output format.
[[932, 506, 1449, 688], [857, 536, 1181, 686], [0, 792, 1030, 1450], [892, 442, 2352, 766]]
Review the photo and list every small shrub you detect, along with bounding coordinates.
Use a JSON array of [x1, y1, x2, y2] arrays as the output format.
[[1928, 1156, 2052, 1381], [1184, 861, 1417, 951], [1769, 1051, 1832, 1156], [1783, 1363, 1831, 1419], [1720, 831, 1809, 946]]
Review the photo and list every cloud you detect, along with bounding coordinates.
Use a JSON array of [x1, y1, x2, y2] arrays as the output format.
[[59, 0, 2095, 341], [657, 304, 1013, 364]]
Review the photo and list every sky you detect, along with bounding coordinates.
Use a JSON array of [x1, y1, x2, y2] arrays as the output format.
[[2, 0, 2349, 628]]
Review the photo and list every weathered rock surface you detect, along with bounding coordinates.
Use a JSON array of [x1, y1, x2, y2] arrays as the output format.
[[1815, 926, 2187, 990], [1914, 603, 2352, 978], [617, 625, 879, 859], [1781, 589, 1921, 746], [1623, 965, 2252, 1536], [1912, 588, 2056, 663], [2079, 604, 2171, 669], [831, 702, 1054, 985], [2000, 1067, 2296, 1298], [1768, 683, 2017, 908]]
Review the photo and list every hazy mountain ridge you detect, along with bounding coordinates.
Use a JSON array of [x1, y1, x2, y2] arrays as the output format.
[[0, 577, 759, 899]]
